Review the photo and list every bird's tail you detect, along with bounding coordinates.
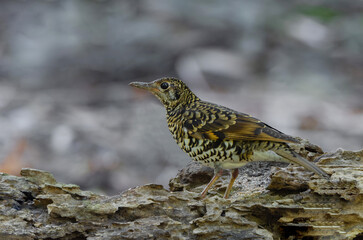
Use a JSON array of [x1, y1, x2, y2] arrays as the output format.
[[274, 147, 329, 179]]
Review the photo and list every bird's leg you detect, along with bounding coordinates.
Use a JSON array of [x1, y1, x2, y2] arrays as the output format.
[[223, 168, 239, 199], [200, 168, 224, 198]]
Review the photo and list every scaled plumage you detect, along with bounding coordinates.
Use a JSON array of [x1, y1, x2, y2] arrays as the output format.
[[129, 77, 329, 198]]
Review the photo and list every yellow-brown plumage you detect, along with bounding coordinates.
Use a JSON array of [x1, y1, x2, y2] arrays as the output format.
[[129, 77, 329, 198]]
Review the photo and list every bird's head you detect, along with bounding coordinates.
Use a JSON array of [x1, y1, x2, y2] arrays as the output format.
[[129, 77, 198, 110]]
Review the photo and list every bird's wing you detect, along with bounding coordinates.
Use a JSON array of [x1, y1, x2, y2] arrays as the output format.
[[182, 101, 298, 143]]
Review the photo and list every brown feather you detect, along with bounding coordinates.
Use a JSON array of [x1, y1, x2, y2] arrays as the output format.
[[184, 101, 299, 144]]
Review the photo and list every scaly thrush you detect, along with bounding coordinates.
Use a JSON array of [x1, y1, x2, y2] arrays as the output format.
[[129, 77, 329, 199]]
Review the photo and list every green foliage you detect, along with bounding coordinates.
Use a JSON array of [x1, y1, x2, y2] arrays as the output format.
[[297, 6, 340, 23]]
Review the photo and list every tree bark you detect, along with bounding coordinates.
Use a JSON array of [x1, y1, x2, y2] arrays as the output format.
[[0, 146, 362, 239]]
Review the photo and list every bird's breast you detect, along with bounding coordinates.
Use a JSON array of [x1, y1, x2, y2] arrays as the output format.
[[168, 122, 249, 168]]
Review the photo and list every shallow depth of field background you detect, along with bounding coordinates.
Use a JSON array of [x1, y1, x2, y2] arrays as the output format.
[[0, 0, 362, 195]]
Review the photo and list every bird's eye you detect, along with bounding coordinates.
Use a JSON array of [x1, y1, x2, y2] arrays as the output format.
[[160, 82, 169, 89]]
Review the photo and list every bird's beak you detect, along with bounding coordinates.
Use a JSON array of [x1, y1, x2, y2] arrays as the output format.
[[129, 81, 150, 90], [129, 81, 157, 92]]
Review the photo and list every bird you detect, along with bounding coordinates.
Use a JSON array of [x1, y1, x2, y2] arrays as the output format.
[[129, 77, 329, 199]]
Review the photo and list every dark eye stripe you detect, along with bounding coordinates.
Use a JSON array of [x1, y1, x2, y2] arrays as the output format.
[[161, 82, 169, 89]]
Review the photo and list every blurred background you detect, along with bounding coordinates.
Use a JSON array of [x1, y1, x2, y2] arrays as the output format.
[[0, 0, 362, 195]]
